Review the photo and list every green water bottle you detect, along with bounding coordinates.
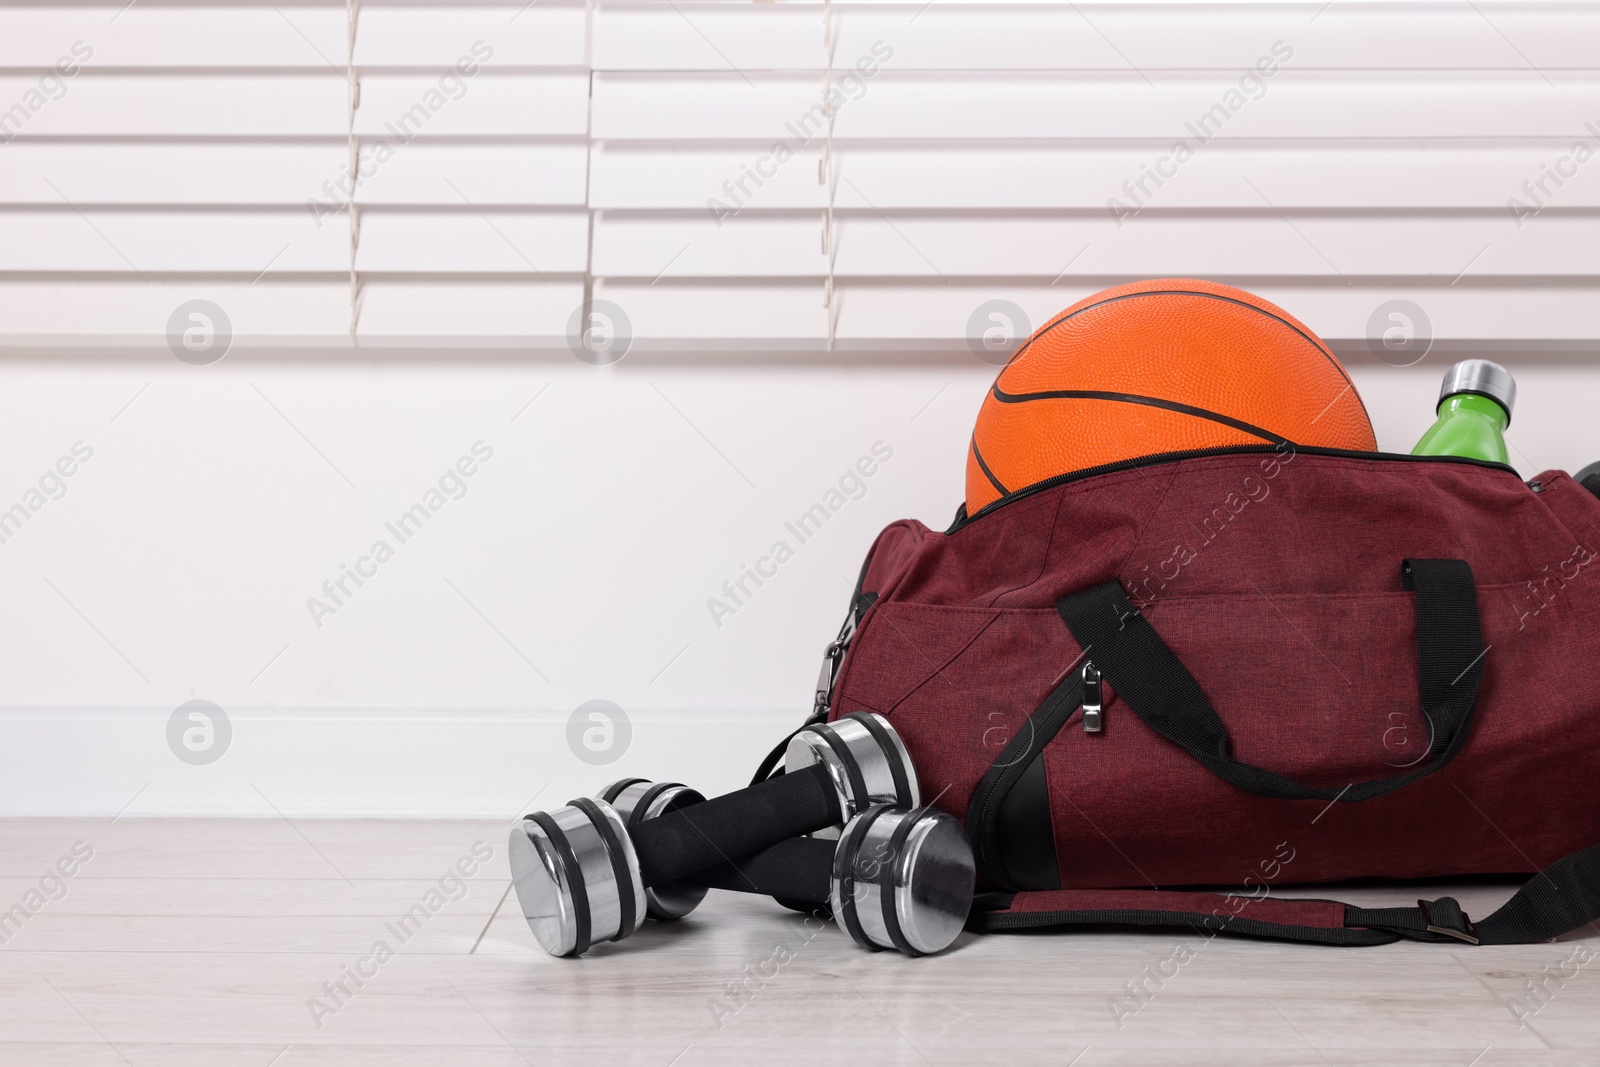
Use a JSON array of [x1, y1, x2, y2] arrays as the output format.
[[1411, 359, 1516, 464]]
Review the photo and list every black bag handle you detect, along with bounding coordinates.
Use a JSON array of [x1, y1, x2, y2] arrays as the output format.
[[1055, 559, 1486, 803]]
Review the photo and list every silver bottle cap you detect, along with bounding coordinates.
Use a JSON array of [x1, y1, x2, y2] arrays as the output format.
[[1438, 360, 1515, 425]]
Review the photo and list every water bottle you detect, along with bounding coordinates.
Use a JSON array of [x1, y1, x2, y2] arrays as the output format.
[[1412, 360, 1516, 464]]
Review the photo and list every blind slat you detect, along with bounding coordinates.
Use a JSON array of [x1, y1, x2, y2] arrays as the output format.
[[0, 279, 583, 337], [0, 5, 584, 69], [592, 215, 1599, 278], [0, 144, 589, 206], [594, 4, 1600, 71], [592, 144, 1600, 210], [593, 72, 1600, 140]]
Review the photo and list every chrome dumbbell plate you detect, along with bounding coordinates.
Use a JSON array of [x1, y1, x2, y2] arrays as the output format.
[[831, 805, 975, 957], [508, 798, 646, 957], [785, 711, 918, 824], [597, 779, 708, 920]]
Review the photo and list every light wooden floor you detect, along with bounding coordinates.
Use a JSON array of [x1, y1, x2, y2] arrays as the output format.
[[1, 819, 1597, 1066]]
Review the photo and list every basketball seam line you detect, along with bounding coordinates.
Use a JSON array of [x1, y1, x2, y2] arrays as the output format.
[[970, 436, 1009, 497], [999, 287, 1370, 426], [989, 385, 1289, 446]]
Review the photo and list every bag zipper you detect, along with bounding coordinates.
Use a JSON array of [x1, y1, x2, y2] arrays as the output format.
[[947, 444, 1520, 534], [1081, 660, 1102, 732]]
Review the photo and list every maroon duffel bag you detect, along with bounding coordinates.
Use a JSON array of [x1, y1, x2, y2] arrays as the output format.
[[801, 444, 1600, 947]]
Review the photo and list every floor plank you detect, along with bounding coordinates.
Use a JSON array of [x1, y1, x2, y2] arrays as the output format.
[[0, 818, 1595, 1066]]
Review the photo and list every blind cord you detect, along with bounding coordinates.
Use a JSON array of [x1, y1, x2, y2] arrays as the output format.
[[346, 0, 361, 344], [821, 0, 837, 351]]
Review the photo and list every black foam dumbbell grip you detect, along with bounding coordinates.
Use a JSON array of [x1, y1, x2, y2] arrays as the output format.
[[629, 763, 839, 887], [692, 836, 835, 904]]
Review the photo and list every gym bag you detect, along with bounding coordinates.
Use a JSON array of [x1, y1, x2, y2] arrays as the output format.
[[805, 444, 1600, 946]]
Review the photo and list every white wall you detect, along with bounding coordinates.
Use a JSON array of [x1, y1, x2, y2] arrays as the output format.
[[1, 0, 1596, 815], [0, 355, 1595, 817]]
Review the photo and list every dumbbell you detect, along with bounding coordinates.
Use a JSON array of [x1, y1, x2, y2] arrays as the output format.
[[694, 805, 976, 956], [595, 778, 707, 921], [509, 712, 917, 957]]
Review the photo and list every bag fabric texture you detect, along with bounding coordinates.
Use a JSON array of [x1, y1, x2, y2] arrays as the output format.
[[819, 445, 1600, 946]]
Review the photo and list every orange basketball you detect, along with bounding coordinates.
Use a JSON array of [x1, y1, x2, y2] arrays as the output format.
[[966, 279, 1375, 514]]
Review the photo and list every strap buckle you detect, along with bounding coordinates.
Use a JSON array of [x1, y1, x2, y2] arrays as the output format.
[[813, 610, 860, 716], [1418, 897, 1480, 945]]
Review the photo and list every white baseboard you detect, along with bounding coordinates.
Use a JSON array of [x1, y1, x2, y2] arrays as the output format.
[[0, 707, 805, 818]]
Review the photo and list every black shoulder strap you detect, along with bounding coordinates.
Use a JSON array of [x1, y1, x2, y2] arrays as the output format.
[[970, 840, 1600, 946], [1055, 559, 1485, 802]]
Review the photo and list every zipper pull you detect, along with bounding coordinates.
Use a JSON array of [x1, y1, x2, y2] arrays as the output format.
[[1082, 660, 1103, 733]]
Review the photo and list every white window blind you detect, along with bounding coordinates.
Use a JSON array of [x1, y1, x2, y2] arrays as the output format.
[[0, 1, 1595, 353]]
